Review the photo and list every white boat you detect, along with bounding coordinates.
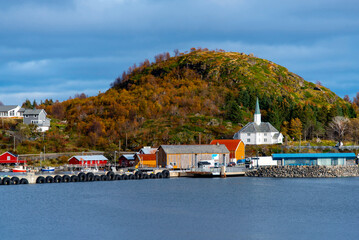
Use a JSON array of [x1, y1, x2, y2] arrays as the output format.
[[41, 167, 55, 172]]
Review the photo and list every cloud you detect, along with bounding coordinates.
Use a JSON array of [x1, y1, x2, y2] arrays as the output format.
[[1, 0, 358, 38], [1, 0, 359, 104], [5, 59, 50, 74], [0, 78, 110, 105]]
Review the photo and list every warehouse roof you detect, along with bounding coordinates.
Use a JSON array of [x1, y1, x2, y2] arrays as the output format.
[[70, 155, 108, 161], [159, 145, 229, 154], [272, 153, 356, 160]]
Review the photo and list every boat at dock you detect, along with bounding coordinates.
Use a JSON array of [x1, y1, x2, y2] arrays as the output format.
[[12, 166, 27, 173], [41, 167, 55, 172]]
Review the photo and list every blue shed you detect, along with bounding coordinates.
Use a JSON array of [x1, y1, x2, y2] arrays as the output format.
[[272, 153, 356, 166]]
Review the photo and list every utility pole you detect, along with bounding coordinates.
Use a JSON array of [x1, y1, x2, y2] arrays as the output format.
[[125, 133, 127, 151], [199, 133, 201, 145], [114, 151, 117, 169], [13, 134, 16, 152]]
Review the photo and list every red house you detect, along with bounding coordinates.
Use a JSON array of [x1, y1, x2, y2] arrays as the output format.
[[68, 155, 108, 166], [118, 154, 136, 167], [0, 151, 26, 164]]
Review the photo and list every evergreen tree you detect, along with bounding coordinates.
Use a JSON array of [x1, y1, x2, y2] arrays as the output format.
[[226, 101, 243, 123], [32, 100, 38, 108], [22, 99, 32, 109]]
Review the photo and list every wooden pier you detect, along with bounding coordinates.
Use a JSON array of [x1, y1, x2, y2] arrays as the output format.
[[0, 167, 247, 185]]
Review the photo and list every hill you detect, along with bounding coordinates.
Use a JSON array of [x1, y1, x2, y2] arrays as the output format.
[[41, 48, 354, 150], [37, 49, 355, 151]]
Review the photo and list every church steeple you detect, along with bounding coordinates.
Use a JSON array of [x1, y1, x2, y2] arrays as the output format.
[[254, 97, 261, 125]]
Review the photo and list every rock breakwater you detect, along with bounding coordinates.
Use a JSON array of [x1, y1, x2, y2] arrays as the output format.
[[246, 166, 359, 178]]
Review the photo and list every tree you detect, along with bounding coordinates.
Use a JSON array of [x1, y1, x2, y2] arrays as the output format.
[[22, 99, 32, 109], [328, 116, 349, 143], [348, 118, 359, 145], [74, 93, 87, 99], [32, 100, 38, 108], [289, 118, 302, 140], [51, 102, 65, 120], [226, 101, 243, 123], [353, 92, 359, 107], [344, 95, 351, 103], [281, 121, 290, 138]]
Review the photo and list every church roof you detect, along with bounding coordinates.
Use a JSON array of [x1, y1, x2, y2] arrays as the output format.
[[238, 122, 279, 133], [159, 145, 229, 154]]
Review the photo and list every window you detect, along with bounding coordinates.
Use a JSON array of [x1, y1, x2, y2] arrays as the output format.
[[264, 138, 267, 142], [7, 156, 10, 160], [264, 133, 267, 136], [247, 139, 250, 142], [247, 133, 250, 136]]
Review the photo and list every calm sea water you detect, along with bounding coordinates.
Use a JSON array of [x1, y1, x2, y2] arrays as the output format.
[[1, 177, 358, 240]]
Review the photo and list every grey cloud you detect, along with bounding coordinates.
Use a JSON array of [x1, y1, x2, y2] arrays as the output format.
[[1, 0, 359, 104]]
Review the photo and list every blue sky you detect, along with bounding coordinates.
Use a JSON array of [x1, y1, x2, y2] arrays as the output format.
[[1, 0, 359, 105]]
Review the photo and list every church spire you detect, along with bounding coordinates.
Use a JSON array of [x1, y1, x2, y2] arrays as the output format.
[[254, 97, 261, 125]]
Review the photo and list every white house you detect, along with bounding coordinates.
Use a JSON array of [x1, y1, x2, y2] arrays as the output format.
[[233, 98, 283, 145], [0, 105, 25, 118], [23, 109, 51, 132]]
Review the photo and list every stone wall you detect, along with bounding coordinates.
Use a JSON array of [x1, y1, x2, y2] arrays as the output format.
[[246, 165, 359, 178]]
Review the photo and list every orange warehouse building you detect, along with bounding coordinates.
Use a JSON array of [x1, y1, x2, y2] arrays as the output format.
[[210, 139, 245, 162]]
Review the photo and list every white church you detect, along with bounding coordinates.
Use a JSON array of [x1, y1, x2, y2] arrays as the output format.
[[233, 98, 283, 145]]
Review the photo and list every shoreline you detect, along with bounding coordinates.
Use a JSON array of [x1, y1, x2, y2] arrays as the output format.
[[246, 165, 359, 178]]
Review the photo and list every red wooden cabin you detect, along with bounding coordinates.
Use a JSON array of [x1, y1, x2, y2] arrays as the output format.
[[0, 151, 26, 164], [68, 155, 108, 166]]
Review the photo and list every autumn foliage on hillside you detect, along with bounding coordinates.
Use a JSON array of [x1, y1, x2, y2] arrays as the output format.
[[40, 48, 355, 151]]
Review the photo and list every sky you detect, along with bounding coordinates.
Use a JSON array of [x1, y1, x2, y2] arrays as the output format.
[[1, 0, 359, 105]]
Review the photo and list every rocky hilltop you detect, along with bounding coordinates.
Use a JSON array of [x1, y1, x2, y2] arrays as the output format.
[[41, 49, 354, 150]]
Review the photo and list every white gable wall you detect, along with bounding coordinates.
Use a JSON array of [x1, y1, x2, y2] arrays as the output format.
[[240, 131, 282, 145]]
